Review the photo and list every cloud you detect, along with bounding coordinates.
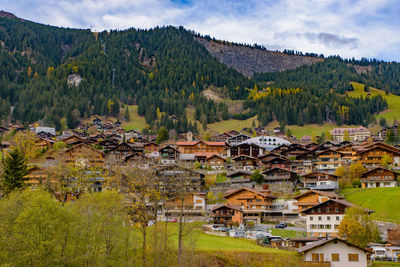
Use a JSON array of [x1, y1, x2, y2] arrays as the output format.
[[2, 0, 400, 61]]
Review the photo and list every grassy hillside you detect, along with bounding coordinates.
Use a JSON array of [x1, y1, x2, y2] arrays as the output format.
[[348, 82, 400, 124], [342, 187, 400, 223], [121, 105, 147, 131]]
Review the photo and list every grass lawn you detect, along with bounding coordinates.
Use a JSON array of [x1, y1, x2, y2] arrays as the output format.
[[270, 228, 306, 239], [342, 187, 400, 223], [348, 82, 400, 124], [372, 262, 400, 267], [121, 105, 147, 131]]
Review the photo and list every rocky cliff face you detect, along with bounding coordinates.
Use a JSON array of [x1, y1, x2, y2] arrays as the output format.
[[196, 37, 323, 77]]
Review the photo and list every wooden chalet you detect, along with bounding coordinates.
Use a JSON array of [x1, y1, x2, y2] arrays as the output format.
[[222, 187, 277, 223], [225, 133, 251, 146], [262, 156, 291, 170], [360, 167, 399, 188], [231, 155, 258, 169], [281, 146, 310, 158], [211, 132, 232, 142], [270, 144, 290, 155], [211, 205, 243, 225], [262, 167, 298, 184], [62, 135, 87, 146], [143, 142, 159, 153], [159, 145, 180, 160], [293, 190, 343, 212], [228, 142, 265, 158], [97, 139, 118, 150], [301, 172, 339, 191], [109, 142, 136, 159], [36, 131, 55, 139], [205, 154, 226, 169], [316, 148, 344, 173], [64, 143, 105, 164], [162, 193, 207, 221], [356, 142, 400, 168], [176, 140, 226, 156]]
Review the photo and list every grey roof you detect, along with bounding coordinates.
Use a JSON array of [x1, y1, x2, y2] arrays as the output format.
[[298, 237, 368, 253]]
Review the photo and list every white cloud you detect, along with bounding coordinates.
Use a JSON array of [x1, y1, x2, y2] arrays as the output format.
[[2, 0, 400, 60]]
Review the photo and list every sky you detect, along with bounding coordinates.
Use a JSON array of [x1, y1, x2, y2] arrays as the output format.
[[2, 0, 400, 61]]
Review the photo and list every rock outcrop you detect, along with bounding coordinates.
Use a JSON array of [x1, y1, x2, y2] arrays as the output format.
[[196, 37, 323, 77]]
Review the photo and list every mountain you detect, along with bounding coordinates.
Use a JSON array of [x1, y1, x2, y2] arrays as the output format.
[[195, 37, 323, 77], [0, 12, 399, 132]]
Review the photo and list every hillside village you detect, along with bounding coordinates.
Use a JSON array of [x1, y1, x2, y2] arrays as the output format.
[[1, 119, 400, 266]]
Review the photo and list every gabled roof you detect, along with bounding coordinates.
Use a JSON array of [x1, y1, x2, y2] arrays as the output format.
[[206, 154, 226, 161], [301, 198, 374, 214], [357, 142, 400, 155], [293, 189, 342, 200], [262, 167, 298, 175], [65, 143, 105, 155], [262, 156, 290, 164], [258, 152, 284, 160], [301, 172, 339, 179], [211, 204, 242, 212], [223, 187, 276, 199], [176, 140, 226, 146], [316, 147, 345, 156], [298, 237, 369, 254], [361, 167, 400, 178]]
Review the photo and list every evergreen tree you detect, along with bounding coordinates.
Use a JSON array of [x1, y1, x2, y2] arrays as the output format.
[[1, 148, 28, 194], [155, 126, 169, 144]]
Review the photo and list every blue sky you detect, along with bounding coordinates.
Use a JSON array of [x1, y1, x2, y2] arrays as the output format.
[[2, 0, 400, 61]]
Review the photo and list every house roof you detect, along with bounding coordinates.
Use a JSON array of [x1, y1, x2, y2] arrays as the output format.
[[301, 172, 339, 179], [297, 237, 369, 254], [64, 143, 105, 155], [361, 167, 400, 178], [316, 147, 345, 156], [223, 187, 276, 199], [211, 204, 242, 212], [262, 167, 298, 175], [293, 189, 343, 200], [231, 155, 258, 161], [176, 141, 226, 146], [301, 198, 374, 214]]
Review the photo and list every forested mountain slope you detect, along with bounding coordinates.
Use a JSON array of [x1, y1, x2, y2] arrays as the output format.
[[1, 12, 400, 133]]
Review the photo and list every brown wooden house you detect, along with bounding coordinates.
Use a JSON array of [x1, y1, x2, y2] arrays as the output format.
[[361, 167, 399, 188], [64, 143, 105, 165]]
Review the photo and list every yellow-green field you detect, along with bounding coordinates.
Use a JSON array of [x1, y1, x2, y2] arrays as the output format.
[[121, 105, 147, 131], [342, 187, 400, 223], [348, 82, 400, 124]]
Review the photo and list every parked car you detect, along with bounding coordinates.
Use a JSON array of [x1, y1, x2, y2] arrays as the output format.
[[234, 231, 246, 238], [216, 227, 228, 232], [169, 218, 178, 222], [275, 223, 287, 229]]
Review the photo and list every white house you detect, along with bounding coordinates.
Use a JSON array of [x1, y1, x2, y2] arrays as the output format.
[[301, 199, 374, 238], [298, 238, 369, 267]]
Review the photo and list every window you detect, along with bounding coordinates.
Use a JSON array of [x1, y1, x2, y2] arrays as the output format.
[[325, 224, 331, 229], [334, 224, 339, 229], [327, 216, 330, 221], [348, 254, 359, 262], [310, 216, 313, 221], [312, 253, 324, 261], [318, 216, 322, 221], [331, 253, 340, 261], [336, 216, 340, 221], [335, 208, 339, 213], [317, 208, 321, 213]]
